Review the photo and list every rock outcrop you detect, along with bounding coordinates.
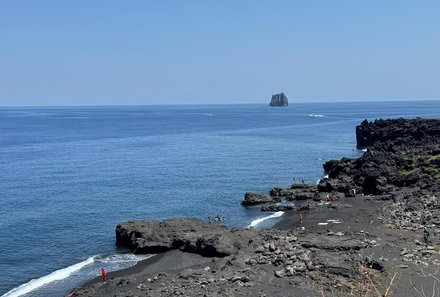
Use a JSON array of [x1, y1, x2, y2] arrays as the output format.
[[241, 192, 275, 206], [116, 218, 258, 257], [238, 118, 439, 215], [269, 93, 288, 106], [356, 118, 440, 148], [241, 184, 318, 211], [103, 218, 378, 297], [322, 118, 440, 195]]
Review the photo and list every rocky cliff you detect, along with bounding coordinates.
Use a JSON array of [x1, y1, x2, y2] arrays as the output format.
[[322, 118, 440, 195], [269, 93, 288, 106], [356, 118, 440, 148], [241, 117, 440, 212]]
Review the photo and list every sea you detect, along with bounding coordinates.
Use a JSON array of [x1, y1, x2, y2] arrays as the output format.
[[1, 101, 439, 296]]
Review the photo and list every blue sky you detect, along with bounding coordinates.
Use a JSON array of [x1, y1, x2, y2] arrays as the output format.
[[1, 1, 439, 106]]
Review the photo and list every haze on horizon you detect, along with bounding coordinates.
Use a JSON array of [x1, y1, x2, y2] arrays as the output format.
[[1, 1, 439, 107]]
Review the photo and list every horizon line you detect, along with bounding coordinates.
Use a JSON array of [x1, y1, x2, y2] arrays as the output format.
[[0, 98, 439, 108]]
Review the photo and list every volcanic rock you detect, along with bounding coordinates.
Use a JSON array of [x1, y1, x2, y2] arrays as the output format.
[[269, 93, 288, 106], [116, 218, 258, 256], [242, 192, 274, 206]]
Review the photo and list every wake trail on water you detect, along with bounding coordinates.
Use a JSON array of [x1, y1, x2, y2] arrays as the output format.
[[247, 211, 285, 228]]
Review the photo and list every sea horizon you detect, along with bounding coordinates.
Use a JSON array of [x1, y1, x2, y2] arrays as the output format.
[[1, 98, 439, 109]]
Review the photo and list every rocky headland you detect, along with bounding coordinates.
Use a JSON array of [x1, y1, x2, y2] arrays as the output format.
[[70, 118, 440, 297]]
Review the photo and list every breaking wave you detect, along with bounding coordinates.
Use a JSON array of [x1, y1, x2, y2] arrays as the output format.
[[2, 254, 151, 297], [247, 211, 285, 228]]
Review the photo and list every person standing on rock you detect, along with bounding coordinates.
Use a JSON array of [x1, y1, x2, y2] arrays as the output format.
[[424, 227, 430, 244], [101, 267, 107, 282]]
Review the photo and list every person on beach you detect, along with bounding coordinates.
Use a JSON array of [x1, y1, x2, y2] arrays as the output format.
[[101, 267, 107, 282], [299, 213, 303, 224], [424, 227, 430, 243]]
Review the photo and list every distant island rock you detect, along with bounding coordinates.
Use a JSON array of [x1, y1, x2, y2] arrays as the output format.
[[269, 92, 288, 106]]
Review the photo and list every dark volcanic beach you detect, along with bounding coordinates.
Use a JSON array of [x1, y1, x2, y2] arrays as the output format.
[[68, 118, 440, 297]]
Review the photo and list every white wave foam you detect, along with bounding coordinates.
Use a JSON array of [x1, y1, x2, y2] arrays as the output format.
[[2, 257, 95, 297], [247, 211, 284, 228], [309, 113, 325, 117], [316, 174, 329, 185], [97, 253, 152, 264], [1, 253, 153, 297]]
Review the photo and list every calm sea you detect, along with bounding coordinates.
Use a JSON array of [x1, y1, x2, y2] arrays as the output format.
[[1, 101, 439, 296]]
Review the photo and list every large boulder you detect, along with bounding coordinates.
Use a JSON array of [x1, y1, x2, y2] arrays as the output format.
[[317, 179, 339, 192], [271, 185, 318, 197], [242, 192, 273, 205], [323, 160, 339, 173], [116, 218, 258, 257]]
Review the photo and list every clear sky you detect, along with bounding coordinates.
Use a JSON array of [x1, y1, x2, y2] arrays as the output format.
[[1, 1, 439, 106]]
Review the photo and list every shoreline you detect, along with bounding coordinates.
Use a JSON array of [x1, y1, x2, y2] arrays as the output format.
[[68, 183, 381, 295], [72, 194, 407, 297], [2, 210, 289, 297], [69, 118, 440, 296], [88, 210, 290, 285], [83, 250, 212, 285], [76, 192, 439, 297]]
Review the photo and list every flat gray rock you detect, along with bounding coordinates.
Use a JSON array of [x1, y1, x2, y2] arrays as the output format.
[[116, 218, 258, 256]]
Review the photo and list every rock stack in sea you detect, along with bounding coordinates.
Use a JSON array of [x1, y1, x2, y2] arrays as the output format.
[[269, 93, 288, 106]]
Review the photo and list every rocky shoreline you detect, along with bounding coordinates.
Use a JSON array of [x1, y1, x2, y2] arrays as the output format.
[[70, 118, 440, 297]]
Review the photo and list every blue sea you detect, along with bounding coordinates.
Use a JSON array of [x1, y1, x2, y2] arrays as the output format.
[[1, 101, 439, 296]]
